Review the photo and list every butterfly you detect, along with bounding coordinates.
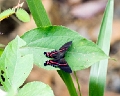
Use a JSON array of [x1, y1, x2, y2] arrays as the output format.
[[44, 41, 72, 73]]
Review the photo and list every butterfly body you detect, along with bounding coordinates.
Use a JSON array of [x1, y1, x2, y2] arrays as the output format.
[[44, 41, 72, 73]]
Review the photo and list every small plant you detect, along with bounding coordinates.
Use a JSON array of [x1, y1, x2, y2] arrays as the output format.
[[0, 1, 30, 22], [0, 0, 114, 96]]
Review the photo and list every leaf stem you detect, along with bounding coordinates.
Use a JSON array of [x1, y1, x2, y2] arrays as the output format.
[[57, 70, 78, 96], [74, 71, 82, 96]]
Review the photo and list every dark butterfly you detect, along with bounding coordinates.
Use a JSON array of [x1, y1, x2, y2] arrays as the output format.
[[44, 41, 72, 73], [44, 41, 72, 59], [44, 58, 72, 73]]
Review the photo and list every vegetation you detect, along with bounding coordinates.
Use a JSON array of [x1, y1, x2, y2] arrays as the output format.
[[0, 0, 114, 96]]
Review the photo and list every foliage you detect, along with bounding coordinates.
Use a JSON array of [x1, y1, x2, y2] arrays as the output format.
[[0, 0, 114, 96], [0, 3, 30, 22], [0, 9, 15, 21], [16, 8, 30, 22]]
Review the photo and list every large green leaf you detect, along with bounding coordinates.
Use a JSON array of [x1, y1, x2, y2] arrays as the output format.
[[20, 26, 108, 71], [17, 81, 54, 96], [0, 36, 33, 92]]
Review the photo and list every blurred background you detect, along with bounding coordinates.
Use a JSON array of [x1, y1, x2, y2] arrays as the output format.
[[0, 0, 120, 96]]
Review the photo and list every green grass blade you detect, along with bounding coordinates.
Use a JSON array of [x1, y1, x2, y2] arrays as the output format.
[[89, 0, 114, 96], [26, 0, 51, 26], [26, 0, 78, 96]]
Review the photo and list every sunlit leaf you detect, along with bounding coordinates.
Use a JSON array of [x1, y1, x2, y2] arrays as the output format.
[[20, 26, 108, 71], [16, 8, 30, 22], [0, 36, 33, 92], [0, 9, 15, 21], [17, 81, 54, 96]]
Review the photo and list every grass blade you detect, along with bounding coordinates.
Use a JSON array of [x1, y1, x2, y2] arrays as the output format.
[[89, 0, 114, 96], [26, 0, 51, 26]]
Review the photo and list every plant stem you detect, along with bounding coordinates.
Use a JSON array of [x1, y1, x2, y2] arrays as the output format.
[[74, 71, 82, 96], [58, 70, 78, 96]]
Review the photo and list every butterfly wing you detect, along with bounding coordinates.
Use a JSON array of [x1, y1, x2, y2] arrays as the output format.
[[44, 41, 72, 59], [59, 41, 72, 52], [44, 50, 59, 59], [44, 59, 59, 67], [44, 58, 72, 73], [58, 58, 72, 73], [58, 41, 72, 58]]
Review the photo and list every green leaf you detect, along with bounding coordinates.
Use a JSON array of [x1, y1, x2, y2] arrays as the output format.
[[20, 26, 108, 71], [0, 36, 33, 92], [17, 81, 54, 96], [89, 0, 114, 96], [0, 9, 15, 21], [16, 8, 30, 22]]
